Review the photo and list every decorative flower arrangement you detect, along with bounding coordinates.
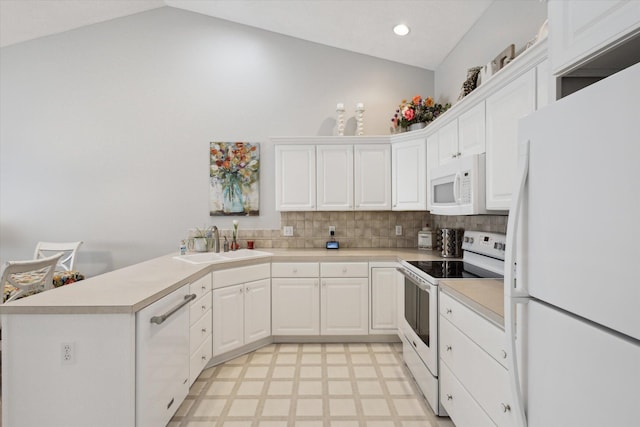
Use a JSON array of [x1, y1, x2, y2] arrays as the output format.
[[390, 95, 451, 130]]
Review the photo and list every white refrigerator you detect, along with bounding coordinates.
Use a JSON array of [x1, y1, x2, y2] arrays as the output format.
[[504, 62, 640, 427]]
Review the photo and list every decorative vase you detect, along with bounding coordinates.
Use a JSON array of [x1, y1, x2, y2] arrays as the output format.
[[223, 178, 244, 214], [193, 237, 208, 252], [408, 122, 427, 131], [231, 238, 239, 251]]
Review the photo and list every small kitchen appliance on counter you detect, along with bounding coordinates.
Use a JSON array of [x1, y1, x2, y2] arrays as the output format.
[[418, 226, 435, 250], [397, 230, 506, 416]]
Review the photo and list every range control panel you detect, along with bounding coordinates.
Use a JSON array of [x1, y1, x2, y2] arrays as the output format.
[[461, 231, 507, 260]]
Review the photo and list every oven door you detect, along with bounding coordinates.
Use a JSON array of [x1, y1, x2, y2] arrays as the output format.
[[399, 267, 439, 375]]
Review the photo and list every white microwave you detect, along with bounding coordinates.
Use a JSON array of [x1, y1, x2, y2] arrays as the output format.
[[429, 153, 488, 215]]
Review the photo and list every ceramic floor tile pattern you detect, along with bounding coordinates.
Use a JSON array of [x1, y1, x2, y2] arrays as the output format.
[[169, 343, 455, 427]]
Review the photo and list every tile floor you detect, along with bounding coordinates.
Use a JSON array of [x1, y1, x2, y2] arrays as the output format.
[[170, 342, 455, 427]]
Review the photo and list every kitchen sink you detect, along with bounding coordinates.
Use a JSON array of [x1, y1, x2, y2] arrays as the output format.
[[174, 249, 272, 264]]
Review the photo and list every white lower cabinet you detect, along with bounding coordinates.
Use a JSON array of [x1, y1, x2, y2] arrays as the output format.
[[272, 262, 368, 336], [189, 273, 213, 385], [369, 264, 398, 334], [212, 264, 271, 356], [439, 291, 513, 427]]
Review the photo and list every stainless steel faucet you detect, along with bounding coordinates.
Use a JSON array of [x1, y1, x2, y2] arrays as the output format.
[[212, 226, 220, 253]]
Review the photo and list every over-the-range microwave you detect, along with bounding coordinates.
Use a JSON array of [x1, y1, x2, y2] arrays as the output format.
[[429, 153, 488, 215]]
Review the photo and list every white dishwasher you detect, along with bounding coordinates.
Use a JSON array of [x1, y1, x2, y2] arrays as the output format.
[[136, 284, 195, 427]]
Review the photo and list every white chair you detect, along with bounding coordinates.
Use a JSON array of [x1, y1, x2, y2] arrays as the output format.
[[1, 252, 64, 303], [34, 241, 83, 272]]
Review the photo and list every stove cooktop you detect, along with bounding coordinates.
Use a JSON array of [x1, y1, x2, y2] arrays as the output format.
[[406, 260, 503, 280]]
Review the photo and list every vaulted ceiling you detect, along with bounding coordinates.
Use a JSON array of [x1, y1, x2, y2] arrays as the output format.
[[0, 0, 494, 70]]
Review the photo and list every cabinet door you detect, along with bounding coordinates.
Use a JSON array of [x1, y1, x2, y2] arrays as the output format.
[[426, 134, 438, 211], [244, 278, 271, 344], [458, 102, 486, 158], [354, 144, 391, 210], [212, 284, 245, 355], [275, 145, 316, 211], [485, 69, 536, 210], [370, 267, 397, 332], [549, 0, 640, 74], [437, 119, 459, 165], [391, 138, 427, 210], [317, 145, 353, 210], [271, 278, 320, 335], [321, 278, 368, 335]]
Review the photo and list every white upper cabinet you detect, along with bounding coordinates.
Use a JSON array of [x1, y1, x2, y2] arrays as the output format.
[[485, 69, 536, 210], [354, 144, 391, 210], [426, 134, 439, 211], [548, 0, 640, 75], [437, 119, 459, 165], [457, 102, 486, 158], [317, 145, 354, 210], [275, 137, 390, 211], [391, 137, 427, 210], [437, 102, 485, 167], [275, 145, 316, 211]]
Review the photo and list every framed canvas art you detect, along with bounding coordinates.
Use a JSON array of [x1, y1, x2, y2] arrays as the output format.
[[210, 142, 260, 216]]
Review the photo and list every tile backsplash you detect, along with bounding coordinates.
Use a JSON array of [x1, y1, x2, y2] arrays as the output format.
[[217, 212, 508, 250]]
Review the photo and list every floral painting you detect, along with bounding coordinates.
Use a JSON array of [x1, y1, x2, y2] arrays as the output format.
[[210, 142, 260, 216]]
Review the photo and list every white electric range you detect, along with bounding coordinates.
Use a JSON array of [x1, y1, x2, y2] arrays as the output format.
[[397, 230, 506, 416]]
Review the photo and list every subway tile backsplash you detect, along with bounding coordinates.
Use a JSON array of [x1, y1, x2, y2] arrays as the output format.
[[219, 212, 508, 250]]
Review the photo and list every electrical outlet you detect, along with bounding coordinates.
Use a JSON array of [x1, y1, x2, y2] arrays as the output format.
[[329, 226, 336, 233], [395, 225, 403, 236], [61, 342, 75, 365], [283, 226, 294, 237]]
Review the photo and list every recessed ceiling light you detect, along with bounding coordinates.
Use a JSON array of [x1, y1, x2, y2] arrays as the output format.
[[393, 24, 410, 36]]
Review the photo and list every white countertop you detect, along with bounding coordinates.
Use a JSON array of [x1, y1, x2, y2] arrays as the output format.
[[0, 248, 443, 315], [439, 278, 505, 327]]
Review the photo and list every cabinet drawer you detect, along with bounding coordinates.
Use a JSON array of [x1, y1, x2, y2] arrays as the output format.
[[272, 262, 319, 277], [190, 309, 212, 354], [440, 363, 497, 427], [440, 316, 514, 426], [190, 292, 212, 325], [320, 262, 368, 277], [189, 334, 212, 386], [190, 274, 212, 302], [440, 292, 508, 368], [213, 263, 270, 288]]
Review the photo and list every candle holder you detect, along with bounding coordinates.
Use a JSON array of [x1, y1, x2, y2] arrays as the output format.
[[336, 103, 345, 136], [355, 103, 365, 136]]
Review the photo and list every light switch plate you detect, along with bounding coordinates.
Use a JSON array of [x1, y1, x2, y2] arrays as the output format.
[[395, 225, 402, 236], [283, 226, 294, 236]]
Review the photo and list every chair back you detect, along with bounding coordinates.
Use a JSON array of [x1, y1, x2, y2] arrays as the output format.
[[34, 241, 83, 271], [2, 252, 64, 303]]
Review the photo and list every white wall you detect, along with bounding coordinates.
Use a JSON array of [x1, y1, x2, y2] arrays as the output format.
[[435, 0, 547, 104], [0, 7, 433, 276]]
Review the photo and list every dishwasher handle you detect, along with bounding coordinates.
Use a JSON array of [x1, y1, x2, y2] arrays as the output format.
[[150, 294, 197, 325]]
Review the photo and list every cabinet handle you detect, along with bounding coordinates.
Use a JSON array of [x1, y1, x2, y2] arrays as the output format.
[[446, 394, 453, 401], [501, 403, 511, 413], [201, 328, 207, 333], [451, 154, 456, 159], [201, 355, 207, 361], [201, 285, 206, 291], [446, 308, 452, 314], [457, 152, 461, 157], [445, 345, 452, 352], [501, 350, 507, 359], [239, 288, 243, 293]]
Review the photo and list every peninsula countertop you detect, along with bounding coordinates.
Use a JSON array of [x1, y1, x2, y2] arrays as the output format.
[[0, 248, 443, 315]]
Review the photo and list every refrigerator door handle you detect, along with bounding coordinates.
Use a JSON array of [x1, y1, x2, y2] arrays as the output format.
[[504, 138, 530, 427]]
